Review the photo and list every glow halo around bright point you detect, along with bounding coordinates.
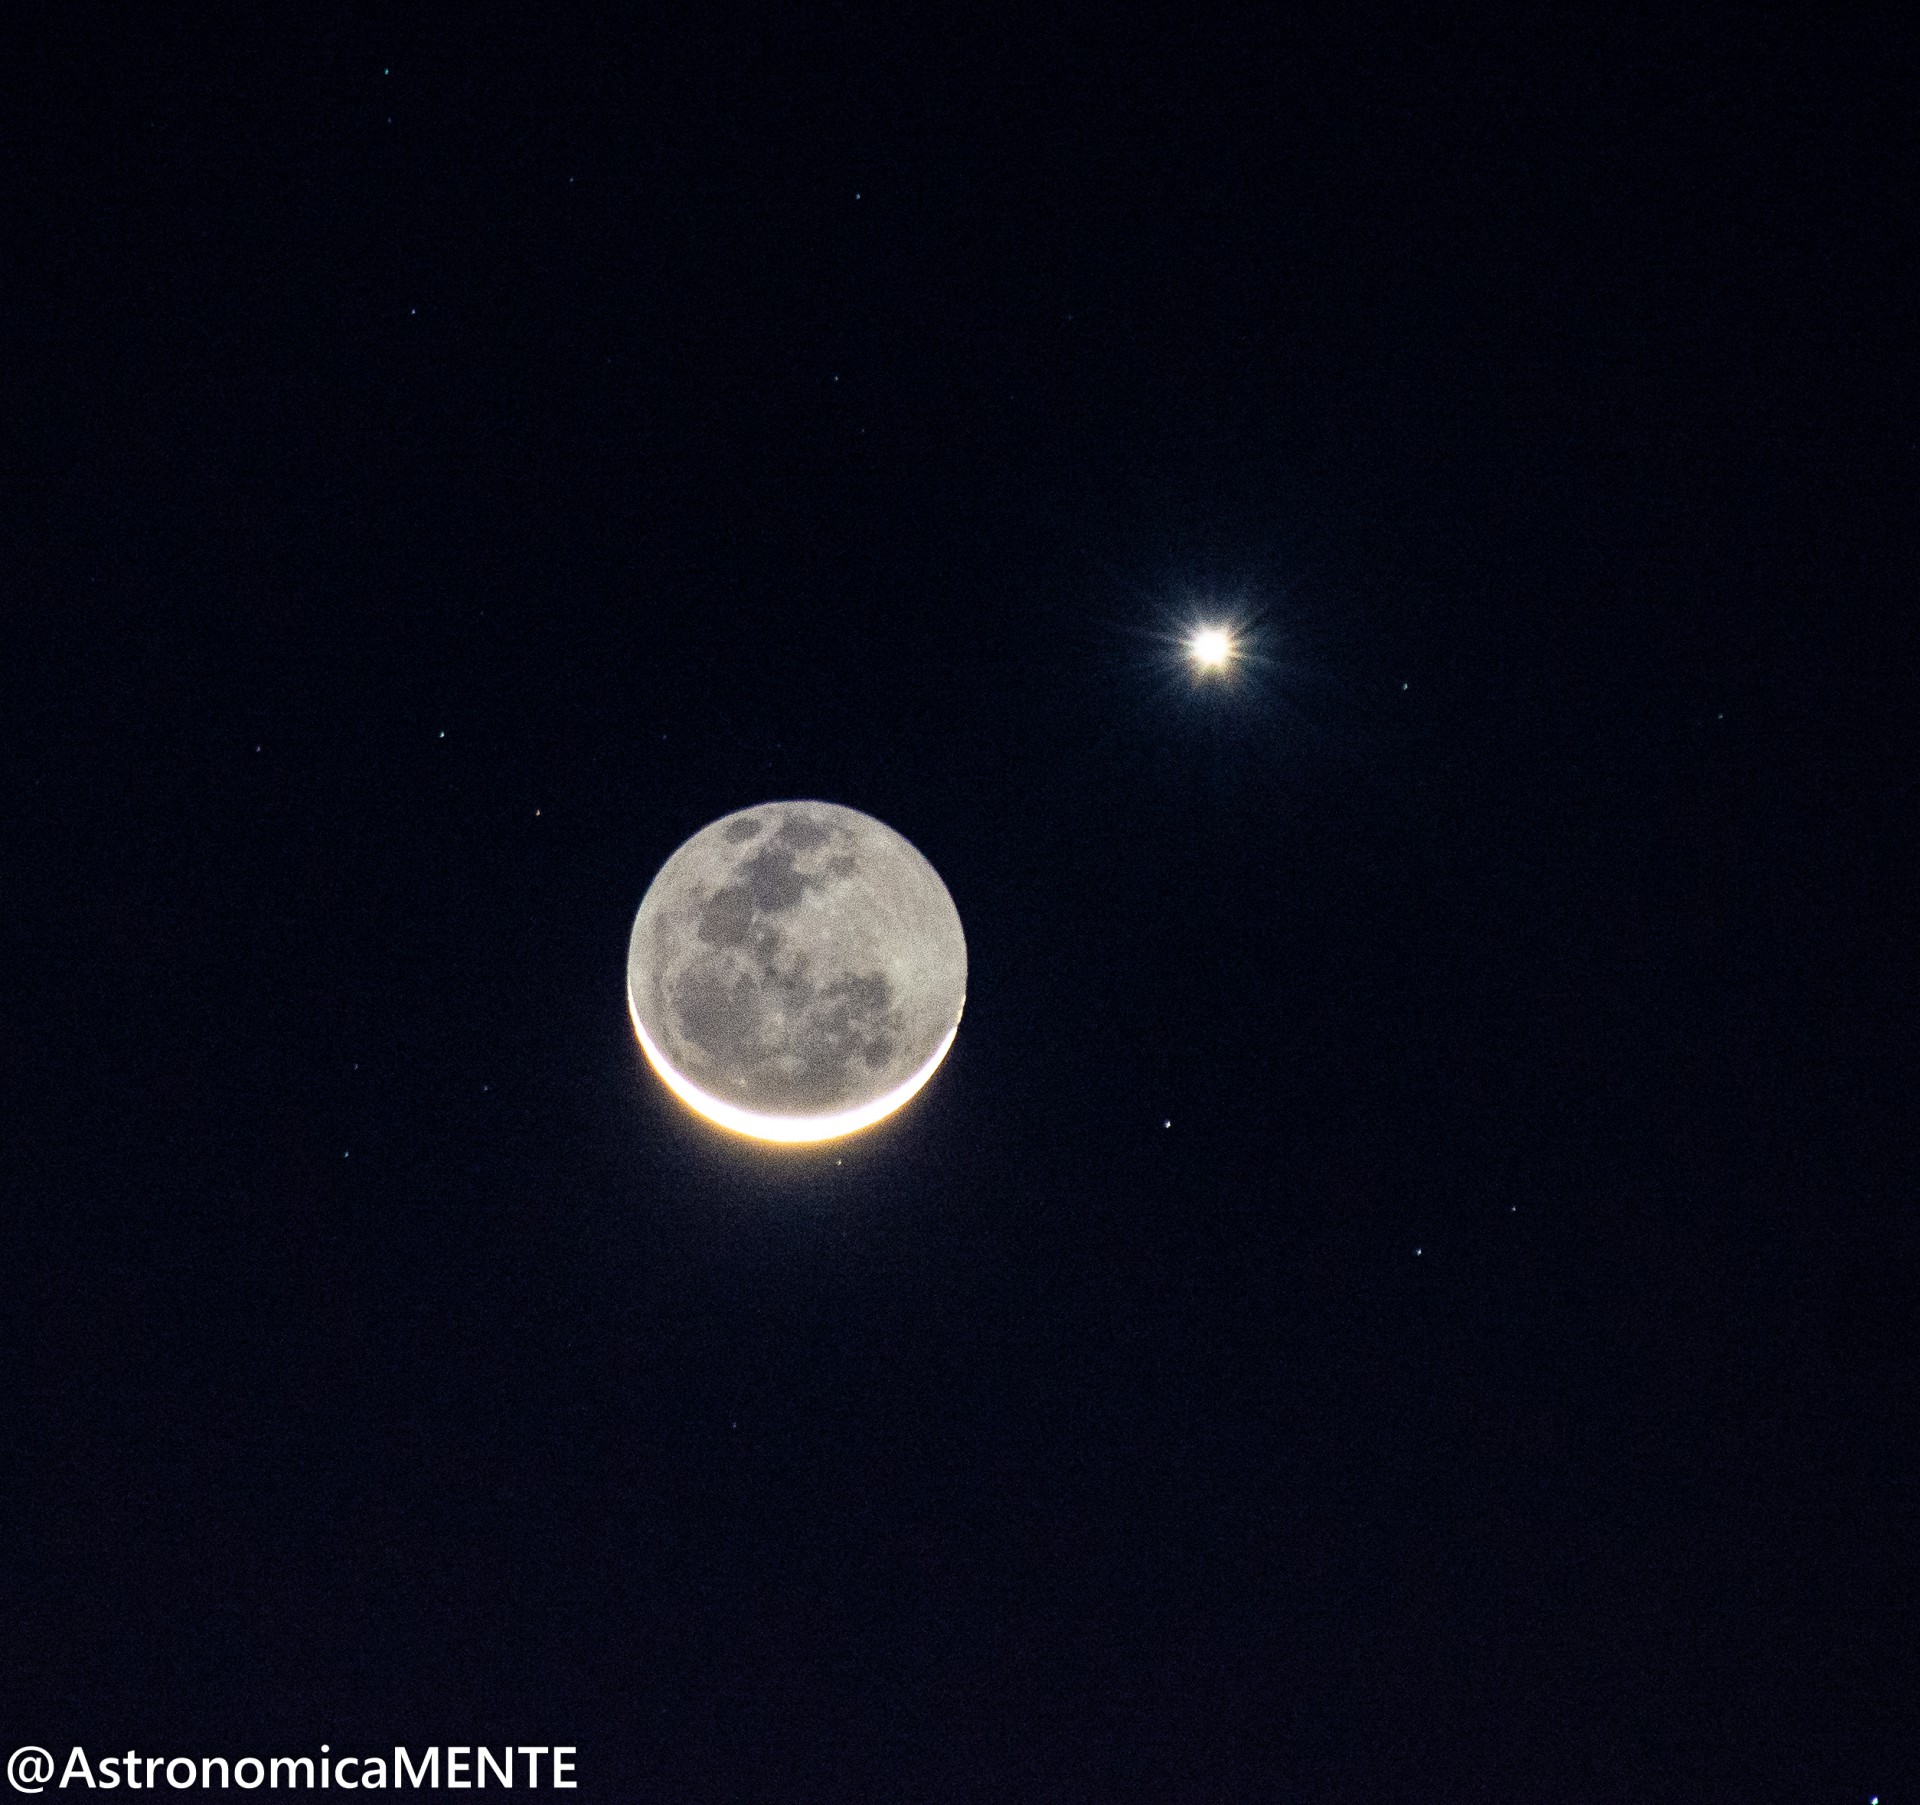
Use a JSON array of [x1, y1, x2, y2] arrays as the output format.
[[630, 1004, 959, 1144]]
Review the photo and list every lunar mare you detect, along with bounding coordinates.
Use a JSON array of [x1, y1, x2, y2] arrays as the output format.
[[627, 801, 966, 1142]]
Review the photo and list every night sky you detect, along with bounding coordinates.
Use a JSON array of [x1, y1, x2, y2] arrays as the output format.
[[6, 10, 1916, 1800]]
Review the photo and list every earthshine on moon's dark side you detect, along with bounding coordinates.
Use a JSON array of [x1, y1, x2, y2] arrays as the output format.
[[627, 801, 967, 1142]]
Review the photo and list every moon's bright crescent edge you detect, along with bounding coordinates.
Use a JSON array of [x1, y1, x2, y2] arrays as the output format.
[[629, 988, 961, 1145]]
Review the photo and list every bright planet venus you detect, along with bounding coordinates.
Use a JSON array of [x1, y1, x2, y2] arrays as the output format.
[[1188, 625, 1234, 672], [627, 801, 967, 1143]]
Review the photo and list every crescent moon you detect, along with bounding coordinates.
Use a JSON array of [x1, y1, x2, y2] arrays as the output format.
[[626, 801, 967, 1143]]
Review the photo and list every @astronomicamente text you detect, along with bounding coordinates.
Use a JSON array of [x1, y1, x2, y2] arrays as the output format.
[[7, 1745, 578, 1792]]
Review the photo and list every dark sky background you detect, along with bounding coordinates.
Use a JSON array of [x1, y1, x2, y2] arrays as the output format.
[[4, 9, 1915, 1800]]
